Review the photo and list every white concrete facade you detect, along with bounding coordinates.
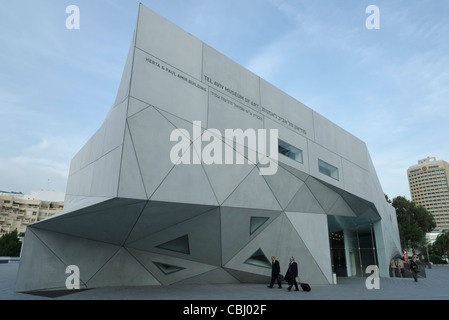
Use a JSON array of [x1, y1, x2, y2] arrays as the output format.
[[15, 4, 401, 293]]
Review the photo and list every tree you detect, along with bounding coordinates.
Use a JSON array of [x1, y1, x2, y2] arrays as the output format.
[[0, 230, 22, 257], [391, 196, 436, 250], [431, 231, 449, 263]]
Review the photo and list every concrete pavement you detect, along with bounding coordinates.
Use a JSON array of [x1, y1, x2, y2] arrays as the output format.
[[1, 261, 449, 300]]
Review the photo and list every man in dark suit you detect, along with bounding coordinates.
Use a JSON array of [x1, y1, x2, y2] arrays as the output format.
[[285, 256, 299, 291], [267, 256, 282, 288]]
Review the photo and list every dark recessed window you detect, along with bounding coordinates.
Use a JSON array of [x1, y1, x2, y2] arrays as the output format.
[[153, 262, 185, 275], [244, 248, 271, 269], [156, 234, 190, 254], [318, 159, 339, 181], [278, 139, 303, 163], [250, 216, 269, 235]]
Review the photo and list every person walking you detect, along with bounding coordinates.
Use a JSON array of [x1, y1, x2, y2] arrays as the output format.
[[285, 257, 299, 291], [267, 256, 282, 288], [410, 258, 419, 282]]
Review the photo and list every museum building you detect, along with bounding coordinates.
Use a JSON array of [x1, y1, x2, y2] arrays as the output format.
[[15, 4, 401, 293]]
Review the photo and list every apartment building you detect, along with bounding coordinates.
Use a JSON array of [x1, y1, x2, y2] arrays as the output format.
[[0, 191, 64, 236], [407, 157, 449, 230]]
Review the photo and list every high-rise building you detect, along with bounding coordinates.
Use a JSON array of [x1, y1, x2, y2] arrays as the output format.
[[407, 157, 449, 230]]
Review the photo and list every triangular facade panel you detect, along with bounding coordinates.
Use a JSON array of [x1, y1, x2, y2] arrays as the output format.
[[125, 207, 221, 266], [15, 228, 74, 292], [86, 247, 160, 287], [262, 164, 304, 209], [285, 212, 333, 283], [220, 207, 281, 265], [286, 184, 326, 214], [117, 124, 147, 199], [150, 161, 219, 206], [32, 200, 147, 246], [125, 201, 216, 244], [222, 167, 282, 211], [30, 228, 121, 286], [127, 248, 219, 285], [127, 105, 179, 198]]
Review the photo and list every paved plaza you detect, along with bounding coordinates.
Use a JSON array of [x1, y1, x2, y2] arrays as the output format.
[[1, 261, 448, 300]]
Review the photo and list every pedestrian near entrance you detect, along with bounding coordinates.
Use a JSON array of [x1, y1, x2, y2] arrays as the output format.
[[285, 257, 299, 291], [410, 258, 419, 282], [267, 256, 282, 288]]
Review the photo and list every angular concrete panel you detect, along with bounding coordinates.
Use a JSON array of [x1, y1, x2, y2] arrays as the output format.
[[127, 105, 178, 198], [260, 78, 314, 139], [125, 207, 222, 266], [328, 196, 357, 217], [220, 206, 281, 265], [276, 213, 331, 285], [15, 229, 74, 292], [89, 146, 122, 198], [128, 248, 221, 285], [117, 124, 147, 199], [222, 167, 282, 211], [207, 88, 263, 134], [203, 45, 261, 112], [150, 161, 219, 206], [125, 201, 216, 244], [130, 48, 208, 124], [223, 214, 283, 277], [113, 29, 136, 107], [286, 184, 326, 215], [285, 212, 333, 284], [32, 199, 147, 245], [202, 160, 255, 205], [86, 247, 160, 287], [136, 4, 203, 80], [305, 176, 340, 213], [263, 165, 304, 209], [30, 228, 121, 285], [102, 98, 128, 155]]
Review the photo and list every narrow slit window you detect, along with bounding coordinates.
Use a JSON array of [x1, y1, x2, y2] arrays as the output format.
[[278, 139, 303, 163], [156, 234, 190, 254], [318, 159, 339, 180], [153, 262, 185, 275]]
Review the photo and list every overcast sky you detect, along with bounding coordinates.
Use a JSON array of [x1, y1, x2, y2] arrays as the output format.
[[1, 0, 448, 200]]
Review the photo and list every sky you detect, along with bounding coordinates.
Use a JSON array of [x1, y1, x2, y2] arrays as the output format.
[[0, 0, 448, 200]]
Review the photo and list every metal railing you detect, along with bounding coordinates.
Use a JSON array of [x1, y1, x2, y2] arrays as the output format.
[[0, 257, 20, 264]]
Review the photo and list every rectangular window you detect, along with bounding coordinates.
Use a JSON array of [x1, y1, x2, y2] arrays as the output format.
[[318, 159, 339, 180], [278, 139, 303, 163]]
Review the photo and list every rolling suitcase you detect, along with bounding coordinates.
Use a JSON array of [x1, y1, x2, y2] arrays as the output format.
[[300, 283, 311, 292]]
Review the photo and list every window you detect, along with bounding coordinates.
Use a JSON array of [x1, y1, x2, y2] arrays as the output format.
[[244, 248, 271, 269], [318, 159, 339, 181], [156, 234, 190, 254], [153, 262, 185, 275], [278, 139, 303, 163], [250, 216, 269, 235]]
